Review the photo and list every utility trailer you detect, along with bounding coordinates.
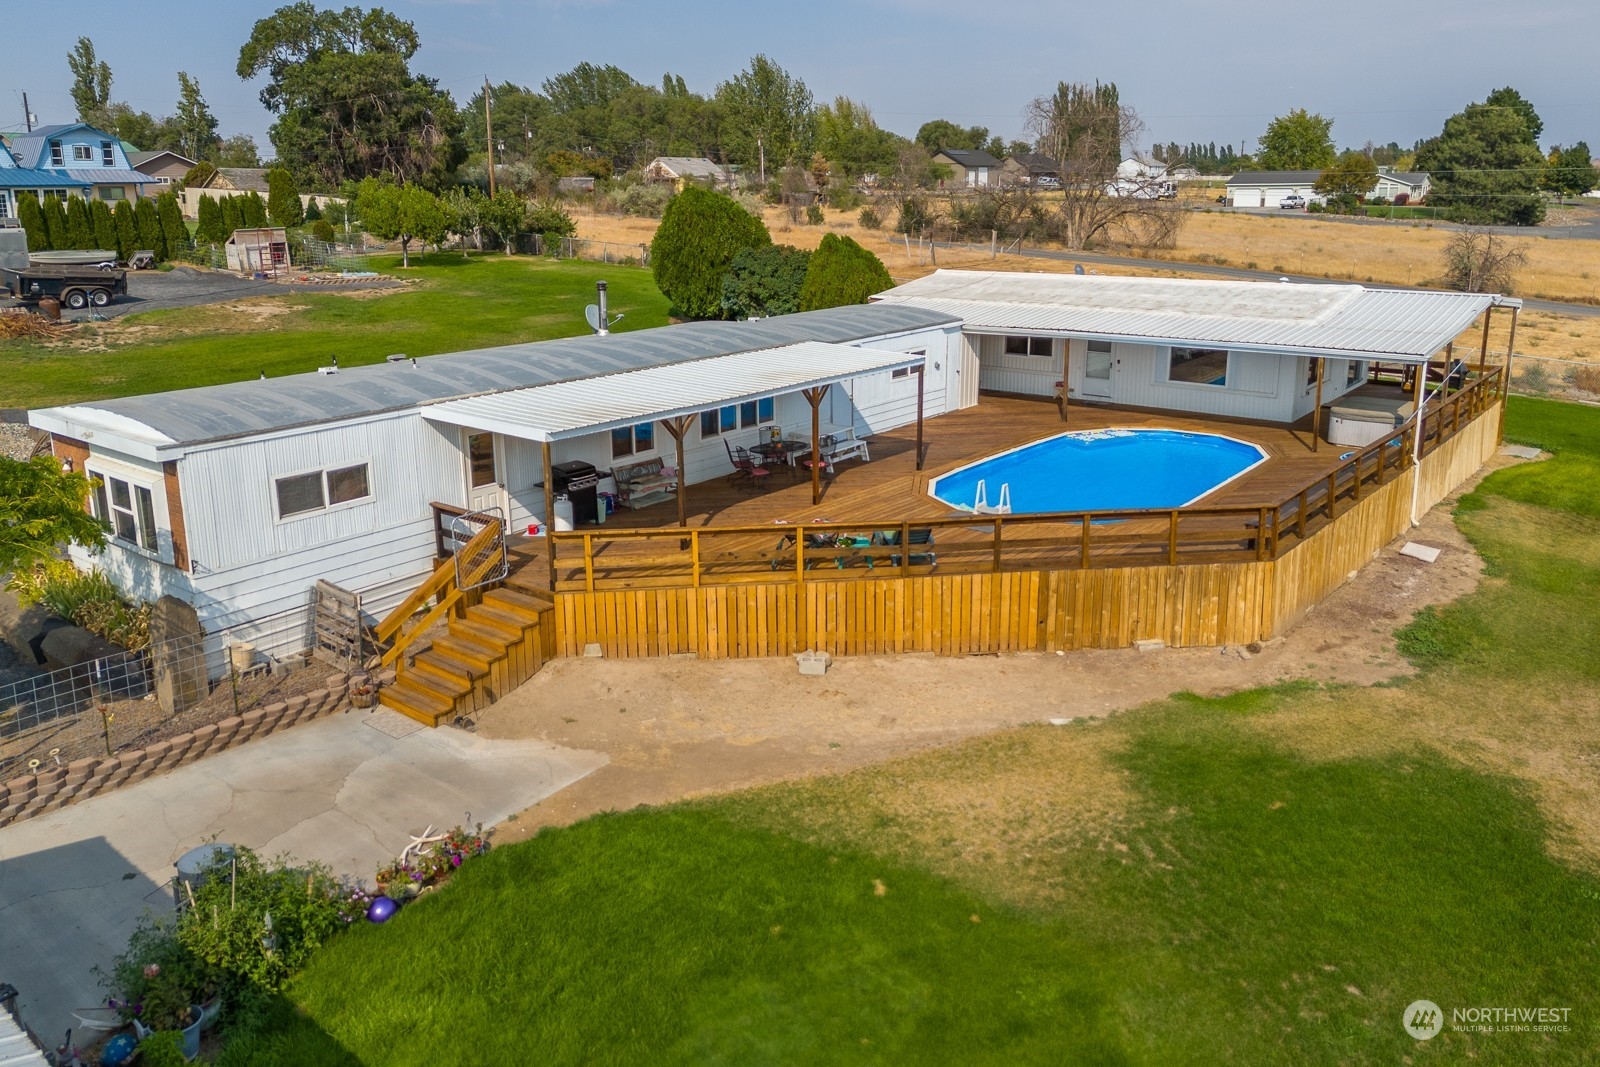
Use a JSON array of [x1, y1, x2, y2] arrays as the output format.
[[1, 264, 128, 309]]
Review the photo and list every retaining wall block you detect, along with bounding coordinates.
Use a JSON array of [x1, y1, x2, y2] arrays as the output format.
[[65, 758, 98, 787]]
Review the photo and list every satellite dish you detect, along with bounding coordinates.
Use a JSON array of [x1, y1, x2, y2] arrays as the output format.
[[584, 304, 601, 332]]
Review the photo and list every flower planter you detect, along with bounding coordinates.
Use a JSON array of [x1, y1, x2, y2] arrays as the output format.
[[198, 995, 222, 1031], [132, 1007, 203, 1060]]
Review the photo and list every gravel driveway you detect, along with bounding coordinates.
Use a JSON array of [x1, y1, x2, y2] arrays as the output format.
[[2, 265, 400, 321]]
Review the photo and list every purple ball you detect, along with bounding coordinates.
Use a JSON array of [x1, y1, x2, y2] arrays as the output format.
[[366, 895, 398, 923]]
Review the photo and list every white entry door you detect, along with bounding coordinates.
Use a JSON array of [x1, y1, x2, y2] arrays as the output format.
[[1082, 341, 1114, 401], [465, 431, 507, 515]]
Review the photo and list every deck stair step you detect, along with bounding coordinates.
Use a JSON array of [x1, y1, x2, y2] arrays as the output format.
[[483, 588, 551, 617], [448, 614, 520, 646], [412, 649, 484, 688], [379, 679, 454, 728], [459, 609, 525, 641]]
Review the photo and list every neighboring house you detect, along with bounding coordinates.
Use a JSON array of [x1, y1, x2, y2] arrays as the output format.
[[873, 268, 1511, 426], [1224, 171, 1323, 208], [129, 149, 198, 191], [0, 138, 90, 221], [932, 149, 1002, 189], [1371, 169, 1430, 202], [225, 227, 290, 273], [556, 176, 596, 194], [643, 157, 734, 190], [1000, 153, 1060, 187], [0, 123, 155, 212], [1108, 156, 1176, 199], [178, 167, 274, 219], [30, 303, 965, 651]]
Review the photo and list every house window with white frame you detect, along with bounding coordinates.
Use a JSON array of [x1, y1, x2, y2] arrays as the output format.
[[101, 141, 115, 167], [72, 144, 94, 162], [89, 469, 159, 554], [1346, 360, 1365, 386], [611, 422, 656, 459], [49, 141, 63, 166], [0, 191, 10, 219], [274, 462, 372, 519], [1003, 336, 1053, 358], [1167, 347, 1230, 387], [99, 187, 126, 201]]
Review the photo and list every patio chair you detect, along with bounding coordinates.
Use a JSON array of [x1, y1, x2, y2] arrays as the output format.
[[724, 440, 770, 491], [797, 434, 837, 480], [875, 527, 937, 569]]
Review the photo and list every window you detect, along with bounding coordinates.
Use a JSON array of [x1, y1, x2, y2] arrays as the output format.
[[738, 397, 774, 429], [0, 192, 9, 220], [1003, 335, 1053, 357], [611, 422, 656, 459], [699, 405, 742, 438], [49, 141, 63, 166], [1346, 360, 1365, 386], [99, 187, 125, 201], [891, 367, 911, 379], [1306, 358, 1321, 388], [101, 141, 114, 167], [72, 144, 94, 162], [467, 433, 496, 488], [1167, 347, 1229, 387], [89, 470, 158, 553], [274, 462, 371, 519]]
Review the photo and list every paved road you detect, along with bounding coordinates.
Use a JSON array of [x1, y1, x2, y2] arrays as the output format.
[[968, 243, 1600, 320], [3, 266, 399, 322], [0, 709, 604, 1044], [1217, 201, 1600, 241]]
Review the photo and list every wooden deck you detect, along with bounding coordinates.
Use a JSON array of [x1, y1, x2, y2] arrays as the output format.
[[511, 370, 1501, 592]]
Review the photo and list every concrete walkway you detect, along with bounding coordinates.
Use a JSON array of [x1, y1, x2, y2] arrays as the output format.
[[0, 708, 605, 1045]]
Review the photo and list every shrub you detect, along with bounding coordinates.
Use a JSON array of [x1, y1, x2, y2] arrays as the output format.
[[182, 161, 217, 189], [720, 244, 811, 319], [309, 219, 336, 244], [858, 206, 882, 230], [650, 185, 771, 319], [806, 203, 825, 226], [138, 1031, 189, 1067], [1565, 365, 1600, 395], [6, 560, 149, 649], [896, 195, 933, 234], [798, 233, 893, 311], [828, 186, 863, 212], [97, 916, 220, 1031], [605, 183, 673, 218]]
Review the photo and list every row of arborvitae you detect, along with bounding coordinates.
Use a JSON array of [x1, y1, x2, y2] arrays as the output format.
[[14, 190, 187, 263], [94, 826, 490, 1064], [650, 185, 894, 320]]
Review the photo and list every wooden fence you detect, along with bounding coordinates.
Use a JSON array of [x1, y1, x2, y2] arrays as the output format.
[[553, 402, 1500, 659]]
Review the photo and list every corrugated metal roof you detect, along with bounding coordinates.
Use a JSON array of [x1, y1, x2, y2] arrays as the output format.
[[873, 270, 1500, 361], [32, 303, 957, 451], [0, 168, 91, 188], [62, 167, 158, 185], [424, 342, 925, 442]]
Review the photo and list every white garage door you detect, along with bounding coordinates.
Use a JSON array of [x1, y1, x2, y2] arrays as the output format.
[[1232, 188, 1262, 208]]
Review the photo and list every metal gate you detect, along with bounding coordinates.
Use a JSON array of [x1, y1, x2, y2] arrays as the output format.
[[449, 506, 508, 590]]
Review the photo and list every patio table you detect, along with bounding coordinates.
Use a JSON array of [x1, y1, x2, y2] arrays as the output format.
[[753, 439, 807, 474]]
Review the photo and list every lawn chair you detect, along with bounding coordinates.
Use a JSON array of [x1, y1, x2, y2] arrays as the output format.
[[875, 527, 937, 569], [724, 440, 770, 491]]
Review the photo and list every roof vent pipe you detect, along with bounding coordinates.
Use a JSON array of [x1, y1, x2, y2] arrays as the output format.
[[596, 281, 609, 337]]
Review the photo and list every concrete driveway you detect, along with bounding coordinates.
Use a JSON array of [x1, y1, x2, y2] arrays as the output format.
[[0, 708, 604, 1044]]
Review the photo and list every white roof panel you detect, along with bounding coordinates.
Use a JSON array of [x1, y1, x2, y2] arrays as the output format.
[[421, 342, 924, 442], [874, 269, 1511, 362]]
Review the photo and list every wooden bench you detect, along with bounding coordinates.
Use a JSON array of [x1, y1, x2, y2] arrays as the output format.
[[613, 457, 677, 510]]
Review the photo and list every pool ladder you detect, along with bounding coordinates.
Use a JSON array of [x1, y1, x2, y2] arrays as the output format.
[[973, 479, 1012, 515]]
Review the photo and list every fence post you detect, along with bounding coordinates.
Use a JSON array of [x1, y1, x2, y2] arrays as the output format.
[[991, 517, 1003, 572], [583, 533, 595, 593], [1167, 512, 1179, 564], [795, 526, 806, 585], [690, 530, 701, 588]]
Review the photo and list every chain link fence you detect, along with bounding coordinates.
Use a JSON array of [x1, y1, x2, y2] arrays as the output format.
[[512, 234, 652, 265], [0, 604, 360, 778], [1507, 354, 1600, 404]]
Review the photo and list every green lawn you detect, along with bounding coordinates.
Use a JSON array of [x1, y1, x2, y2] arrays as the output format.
[[1, 254, 671, 409], [218, 397, 1600, 1064]]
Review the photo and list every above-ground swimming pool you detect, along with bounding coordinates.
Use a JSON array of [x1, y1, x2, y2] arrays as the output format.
[[929, 429, 1269, 514]]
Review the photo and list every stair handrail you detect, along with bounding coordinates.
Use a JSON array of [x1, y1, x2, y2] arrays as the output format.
[[375, 517, 505, 668]]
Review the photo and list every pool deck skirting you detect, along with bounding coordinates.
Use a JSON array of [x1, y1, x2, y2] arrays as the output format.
[[538, 378, 1502, 659]]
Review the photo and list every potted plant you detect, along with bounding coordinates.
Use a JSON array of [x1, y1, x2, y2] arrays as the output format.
[[97, 917, 218, 1058], [348, 672, 377, 708]]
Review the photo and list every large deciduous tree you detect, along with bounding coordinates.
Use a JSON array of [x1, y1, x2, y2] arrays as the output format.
[[650, 186, 771, 319], [714, 55, 816, 173], [1543, 142, 1595, 199], [720, 244, 811, 319], [0, 456, 107, 573], [1314, 151, 1379, 209], [354, 178, 448, 266], [815, 97, 903, 179], [1257, 109, 1336, 170], [172, 72, 220, 160], [67, 37, 113, 128], [1414, 91, 1547, 225], [237, 3, 464, 188]]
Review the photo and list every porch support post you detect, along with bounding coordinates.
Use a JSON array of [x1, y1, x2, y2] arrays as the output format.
[[1443, 342, 1454, 397], [660, 415, 694, 528], [914, 364, 926, 471], [1477, 307, 1492, 376], [541, 439, 555, 589], [1500, 305, 1520, 441], [1311, 357, 1324, 453], [803, 385, 828, 506]]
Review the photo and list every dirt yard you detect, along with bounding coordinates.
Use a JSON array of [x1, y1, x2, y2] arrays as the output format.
[[480, 454, 1515, 846]]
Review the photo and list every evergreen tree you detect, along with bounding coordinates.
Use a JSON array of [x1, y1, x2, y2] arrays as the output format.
[[113, 199, 139, 260], [221, 195, 243, 235], [797, 234, 893, 311], [42, 197, 70, 250], [64, 196, 95, 249], [134, 197, 166, 260], [650, 186, 772, 319], [157, 193, 188, 254], [15, 193, 49, 251], [266, 168, 304, 226], [1415, 91, 1547, 225], [240, 191, 269, 228], [303, 198, 322, 222], [90, 199, 119, 252], [196, 195, 223, 244], [720, 244, 811, 319]]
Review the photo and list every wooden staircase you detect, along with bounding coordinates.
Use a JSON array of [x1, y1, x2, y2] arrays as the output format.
[[374, 516, 559, 728]]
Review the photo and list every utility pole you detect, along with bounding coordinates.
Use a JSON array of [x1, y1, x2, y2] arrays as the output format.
[[22, 92, 33, 132], [484, 77, 496, 198]]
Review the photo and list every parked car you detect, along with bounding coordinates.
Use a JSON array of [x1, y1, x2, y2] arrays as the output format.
[[1279, 194, 1307, 210], [1036, 175, 1062, 190]]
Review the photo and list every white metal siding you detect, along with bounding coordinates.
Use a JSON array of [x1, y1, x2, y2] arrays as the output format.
[[974, 333, 1062, 396]]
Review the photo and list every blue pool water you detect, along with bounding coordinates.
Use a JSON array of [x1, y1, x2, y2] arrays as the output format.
[[930, 429, 1268, 514]]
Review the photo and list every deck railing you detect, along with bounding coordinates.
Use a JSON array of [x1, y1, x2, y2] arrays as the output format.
[[547, 368, 1501, 592], [375, 515, 506, 667]]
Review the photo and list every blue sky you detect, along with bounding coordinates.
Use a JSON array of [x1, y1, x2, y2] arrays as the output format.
[[4, 1, 1596, 158]]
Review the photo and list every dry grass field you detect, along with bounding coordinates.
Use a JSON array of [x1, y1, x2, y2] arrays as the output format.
[[573, 199, 1600, 365]]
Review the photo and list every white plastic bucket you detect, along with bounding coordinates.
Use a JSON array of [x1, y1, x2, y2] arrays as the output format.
[[229, 642, 255, 673]]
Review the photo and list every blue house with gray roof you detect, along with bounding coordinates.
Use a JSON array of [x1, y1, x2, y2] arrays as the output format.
[[0, 123, 157, 221]]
